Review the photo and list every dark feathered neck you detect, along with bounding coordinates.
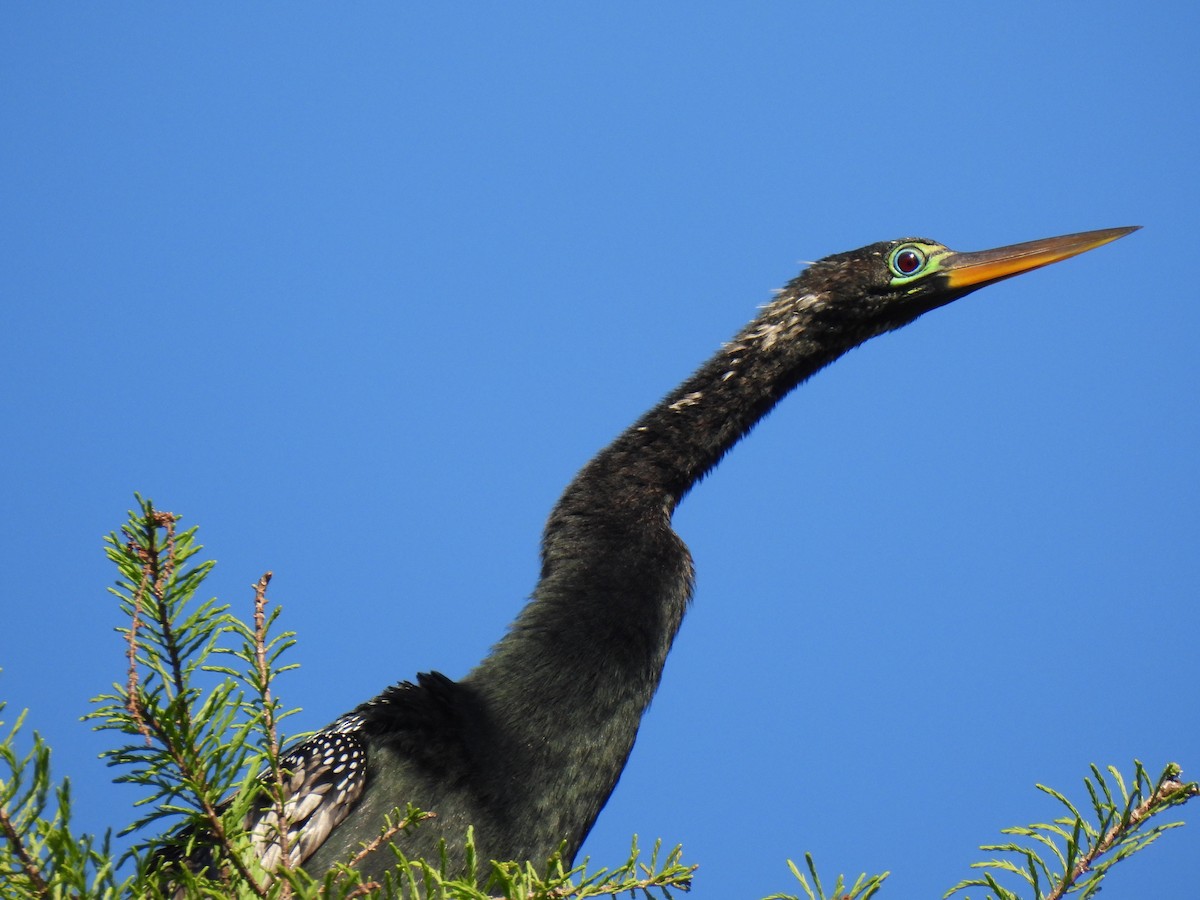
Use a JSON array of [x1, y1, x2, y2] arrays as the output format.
[[570, 274, 880, 511], [459, 267, 888, 862]]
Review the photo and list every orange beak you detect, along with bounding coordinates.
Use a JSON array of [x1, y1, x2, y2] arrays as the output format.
[[942, 226, 1140, 290]]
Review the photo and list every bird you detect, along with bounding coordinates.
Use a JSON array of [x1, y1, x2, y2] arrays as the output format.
[[186, 226, 1139, 885]]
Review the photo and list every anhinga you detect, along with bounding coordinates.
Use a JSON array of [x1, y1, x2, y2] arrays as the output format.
[[225, 226, 1138, 881]]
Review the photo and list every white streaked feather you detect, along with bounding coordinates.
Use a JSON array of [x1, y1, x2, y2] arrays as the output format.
[[249, 720, 368, 872]]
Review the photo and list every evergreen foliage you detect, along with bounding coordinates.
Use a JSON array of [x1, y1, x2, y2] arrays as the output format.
[[0, 497, 1194, 898], [945, 761, 1195, 900]]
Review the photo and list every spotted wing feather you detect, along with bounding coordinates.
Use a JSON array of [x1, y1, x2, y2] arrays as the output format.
[[250, 713, 368, 870]]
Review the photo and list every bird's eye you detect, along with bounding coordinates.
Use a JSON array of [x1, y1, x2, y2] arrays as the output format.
[[891, 246, 926, 277]]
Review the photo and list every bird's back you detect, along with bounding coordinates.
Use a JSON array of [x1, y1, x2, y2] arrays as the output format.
[[282, 672, 489, 880]]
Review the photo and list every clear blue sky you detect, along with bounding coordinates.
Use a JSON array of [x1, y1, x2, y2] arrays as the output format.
[[2, 5, 1196, 898]]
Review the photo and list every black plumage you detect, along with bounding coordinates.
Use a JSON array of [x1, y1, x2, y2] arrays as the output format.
[[200, 227, 1137, 882]]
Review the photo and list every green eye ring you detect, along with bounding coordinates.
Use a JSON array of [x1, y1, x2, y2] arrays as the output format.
[[890, 245, 927, 278]]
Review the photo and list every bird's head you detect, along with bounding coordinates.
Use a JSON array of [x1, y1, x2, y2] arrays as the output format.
[[795, 226, 1139, 337]]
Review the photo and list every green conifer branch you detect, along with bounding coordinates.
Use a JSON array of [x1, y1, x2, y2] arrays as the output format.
[[0, 701, 130, 898], [945, 760, 1197, 900]]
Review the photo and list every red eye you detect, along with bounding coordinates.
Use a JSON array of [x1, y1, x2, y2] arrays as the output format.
[[893, 247, 925, 276]]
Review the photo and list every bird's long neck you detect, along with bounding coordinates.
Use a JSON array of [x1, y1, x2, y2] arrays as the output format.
[[463, 277, 872, 858]]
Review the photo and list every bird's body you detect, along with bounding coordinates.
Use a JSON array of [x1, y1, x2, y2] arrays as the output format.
[[199, 227, 1137, 882]]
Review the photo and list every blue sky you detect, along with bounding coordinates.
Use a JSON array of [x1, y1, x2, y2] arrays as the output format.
[[2, 4, 1197, 898]]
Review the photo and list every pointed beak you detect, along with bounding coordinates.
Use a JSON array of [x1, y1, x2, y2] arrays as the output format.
[[941, 226, 1140, 290]]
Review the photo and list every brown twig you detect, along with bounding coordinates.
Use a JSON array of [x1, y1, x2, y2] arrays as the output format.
[[123, 523, 153, 746], [341, 881, 383, 899], [166, 732, 271, 899], [250, 571, 296, 891], [313, 812, 432, 898], [123, 505, 184, 746], [196, 795, 269, 898], [1044, 776, 1199, 900], [348, 811, 434, 871], [0, 802, 50, 897], [150, 509, 186, 697]]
